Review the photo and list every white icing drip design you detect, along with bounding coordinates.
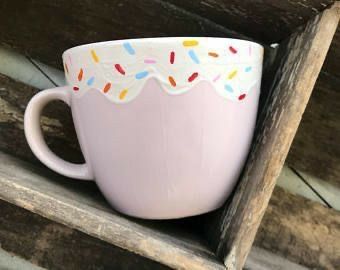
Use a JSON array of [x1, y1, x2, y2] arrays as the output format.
[[62, 37, 263, 103]]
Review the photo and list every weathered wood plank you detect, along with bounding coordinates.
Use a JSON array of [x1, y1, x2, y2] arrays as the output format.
[[1, 198, 314, 270], [287, 71, 340, 187], [255, 187, 340, 270], [0, 151, 225, 270], [168, 0, 334, 43], [0, 73, 83, 164], [0, 0, 241, 69], [0, 200, 170, 270], [213, 5, 340, 269]]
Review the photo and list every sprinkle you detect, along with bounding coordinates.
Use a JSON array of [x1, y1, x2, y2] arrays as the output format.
[[170, 51, 175, 64], [245, 66, 252, 72], [73, 86, 79, 91], [168, 76, 176, 87], [224, 84, 233, 92], [119, 89, 128, 100], [144, 59, 157, 64], [229, 46, 237, 54], [239, 94, 246, 100], [78, 68, 84, 81], [228, 69, 238, 79], [68, 55, 72, 65], [64, 63, 69, 74], [114, 64, 125, 75], [135, 71, 149, 79], [208, 52, 219, 57], [91, 50, 99, 63], [183, 40, 199, 47], [188, 50, 200, 64], [188, 72, 198, 82], [249, 45, 252, 56], [103, 83, 112, 93], [213, 74, 221, 82], [123, 42, 135, 55], [87, 76, 95, 86]]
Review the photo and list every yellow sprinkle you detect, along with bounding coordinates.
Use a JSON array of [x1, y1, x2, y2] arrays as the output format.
[[228, 70, 238, 79], [91, 49, 99, 63], [183, 40, 199, 47], [119, 89, 128, 100]]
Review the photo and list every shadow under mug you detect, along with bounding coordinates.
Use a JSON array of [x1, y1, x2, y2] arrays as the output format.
[[24, 37, 263, 219]]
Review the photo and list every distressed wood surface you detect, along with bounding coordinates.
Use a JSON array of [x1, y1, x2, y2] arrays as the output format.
[[0, 0, 241, 69], [0, 200, 169, 270], [287, 71, 340, 187], [0, 73, 83, 164], [255, 187, 340, 270], [0, 151, 225, 270], [168, 0, 334, 42], [1, 196, 318, 270], [213, 5, 340, 269]]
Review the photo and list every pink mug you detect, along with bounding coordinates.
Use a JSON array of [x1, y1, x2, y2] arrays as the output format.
[[24, 37, 263, 219]]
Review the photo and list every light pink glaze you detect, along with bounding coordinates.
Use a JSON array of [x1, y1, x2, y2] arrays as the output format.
[[71, 79, 259, 219]]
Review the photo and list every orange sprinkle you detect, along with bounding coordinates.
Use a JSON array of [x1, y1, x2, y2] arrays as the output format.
[[78, 68, 84, 81], [64, 63, 69, 74], [168, 76, 176, 87], [183, 40, 199, 47], [228, 69, 238, 79], [119, 89, 128, 100], [208, 52, 219, 57], [91, 49, 99, 63], [103, 83, 111, 93]]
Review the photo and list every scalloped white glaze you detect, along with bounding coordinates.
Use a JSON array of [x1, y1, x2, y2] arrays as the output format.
[[63, 37, 263, 103]]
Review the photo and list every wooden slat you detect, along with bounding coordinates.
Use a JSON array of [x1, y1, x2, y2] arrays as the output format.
[[255, 186, 340, 269], [0, 151, 224, 270], [287, 71, 340, 187], [0, 73, 83, 164], [167, 0, 334, 43], [0, 200, 169, 270], [0, 0, 241, 69], [213, 4, 340, 269]]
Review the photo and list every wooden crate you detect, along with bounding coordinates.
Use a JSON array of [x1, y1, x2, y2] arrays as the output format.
[[0, 1, 339, 269]]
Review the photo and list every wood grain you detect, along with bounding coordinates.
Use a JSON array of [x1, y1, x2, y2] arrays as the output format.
[[0, 73, 83, 164], [287, 71, 340, 187], [168, 0, 334, 43], [0, 200, 170, 270], [0, 0, 241, 69], [255, 186, 340, 270], [213, 5, 340, 269], [0, 151, 224, 270]]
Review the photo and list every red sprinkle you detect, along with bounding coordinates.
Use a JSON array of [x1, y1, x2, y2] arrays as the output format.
[[103, 83, 112, 93], [188, 72, 198, 82], [78, 68, 83, 81], [170, 51, 175, 64], [238, 94, 246, 100], [114, 64, 125, 75], [229, 46, 237, 54], [73, 86, 79, 91]]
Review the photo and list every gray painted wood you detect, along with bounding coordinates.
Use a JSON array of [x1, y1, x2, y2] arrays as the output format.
[[0, 151, 224, 270]]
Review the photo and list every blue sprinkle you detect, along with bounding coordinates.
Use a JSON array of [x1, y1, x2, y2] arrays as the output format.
[[245, 66, 252, 72], [188, 50, 200, 64], [123, 42, 135, 55], [87, 76, 95, 86], [135, 71, 149, 80], [225, 84, 233, 93]]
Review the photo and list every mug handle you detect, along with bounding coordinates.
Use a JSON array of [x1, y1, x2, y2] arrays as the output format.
[[24, 86, 93, 180]]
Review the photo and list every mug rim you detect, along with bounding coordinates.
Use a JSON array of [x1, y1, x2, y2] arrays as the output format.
[[63, 37, 263, 57]]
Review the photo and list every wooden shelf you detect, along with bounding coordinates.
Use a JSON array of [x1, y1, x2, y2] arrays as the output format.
[[0, 151, 224, 270]]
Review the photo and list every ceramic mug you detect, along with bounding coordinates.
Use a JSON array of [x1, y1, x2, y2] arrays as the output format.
[[24, 37, 263, 219]]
